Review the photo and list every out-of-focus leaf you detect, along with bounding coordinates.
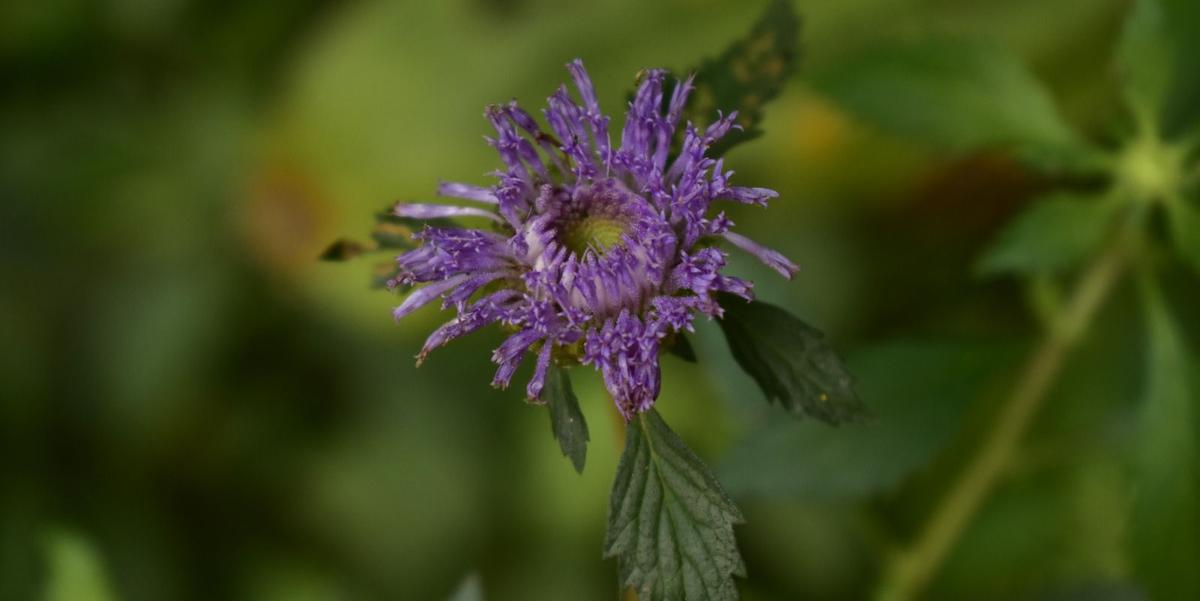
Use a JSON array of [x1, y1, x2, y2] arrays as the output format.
[[1024, 582, 1145, 601], [927, 461, 1132, 600], [1115, 0, 1200, 137], [818, 39, 1094, 170], [976, 192, 1120, 277], [321, 208, 439, 262], [1157, 0, 1200, 138], [1115, 0, 1174, 122], [683, 0, 799, 156], [544, 363, 589, 474], [42, 530, 119, 601], [372, 208, 442, 250], [1167, 196, 1200, 275], [604, 409, 744, 601], [370, 261, 401, 289], [717, 294, 866, 425], [719, 341, 1014, 501], [446, 572, 484, 601], [319, 238, 367, 261], [1129, 278, 1200, 600]]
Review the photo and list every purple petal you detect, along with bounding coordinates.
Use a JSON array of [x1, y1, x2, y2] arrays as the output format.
[[566, 59, 600, 116], [393, 274, 469, 321], [393, 203, 502, 223], [526, 342, 554, 402], [722, 231, 798, 279], [437, 181, 498, 204], [718, 186, 778, 206]]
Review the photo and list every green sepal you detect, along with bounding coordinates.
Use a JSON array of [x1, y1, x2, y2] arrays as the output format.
[[604, 409, 744, 601]]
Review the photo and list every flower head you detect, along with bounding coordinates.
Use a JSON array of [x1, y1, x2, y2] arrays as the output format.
[[392, 59, 796, 419]]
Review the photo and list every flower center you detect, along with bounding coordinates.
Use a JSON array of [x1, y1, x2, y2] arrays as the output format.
[[554, 180, 651, 257], [561, 214, 628, 254]]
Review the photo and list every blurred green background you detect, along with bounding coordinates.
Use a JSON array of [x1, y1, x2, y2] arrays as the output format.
[[2, 0, 1195, 599]]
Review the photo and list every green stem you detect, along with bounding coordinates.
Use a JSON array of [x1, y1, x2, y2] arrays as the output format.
[[874, 223, 1136, 601]]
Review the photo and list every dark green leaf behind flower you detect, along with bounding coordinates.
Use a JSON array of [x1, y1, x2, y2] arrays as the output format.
[[718, 294, 867, 425], [682, 0, 800, 157], [543, 363, 589, 474]]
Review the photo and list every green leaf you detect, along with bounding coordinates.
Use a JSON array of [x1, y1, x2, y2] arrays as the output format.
[[666, 332, 698, 363], [321, 208, 442, 262], [544, 363, 589, 474], [1024, 582, 1145, 601], [319, 238, 368, 261], [1160, 0, 1200, 138], [1129, 276, 1200, 600], [818, 38, 1093, 170], [323, 208, 450, 287], [1115, 0, 1174, 123], [604, 409, 745, 601], [976, 192, 1120, 277], [717, 295, 867, 425], [719, 341, 1016, 501], [1167, 196, 1200, 275], [682, 0, 799, 156], [42, 530, 119, 601], [1122, 0, 1200, 138], [446, 573, 484, 601], [372, 208, 443, 250]]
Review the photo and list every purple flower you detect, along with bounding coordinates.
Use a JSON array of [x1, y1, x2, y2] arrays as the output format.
[[392, 60, 796, 419]]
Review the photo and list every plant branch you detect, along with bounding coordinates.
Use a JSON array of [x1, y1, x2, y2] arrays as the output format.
[[874, 222, 1137, 601]]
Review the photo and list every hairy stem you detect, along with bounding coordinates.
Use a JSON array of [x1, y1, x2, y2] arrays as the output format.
[[874, 224, 1136, 601]]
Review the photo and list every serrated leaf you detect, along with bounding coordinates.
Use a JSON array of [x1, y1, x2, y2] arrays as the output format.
[[604, 409, 744, 601], [682, 0, 799, 157], [717, 295, 866, 425], [544, 363, 588, 474], [1167, 196, 1200, 275], [1129, 277, 1200, 600], [818, 39, 1096, 170], [446, 572, 484, 601], [719, 341, 1016, 501], [976, 192, 1120, 277]]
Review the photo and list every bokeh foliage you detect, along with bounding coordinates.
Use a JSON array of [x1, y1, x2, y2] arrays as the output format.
[[3, 0, 1197, 600]]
